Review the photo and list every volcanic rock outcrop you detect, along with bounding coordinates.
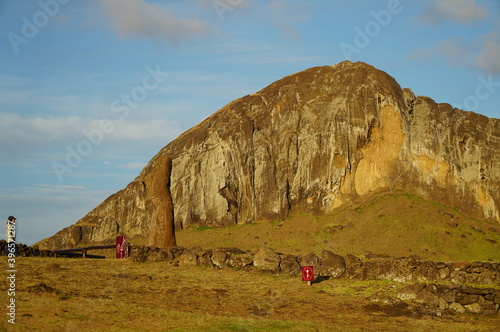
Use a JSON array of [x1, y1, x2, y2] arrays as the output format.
[[37, 61, 500, 249]]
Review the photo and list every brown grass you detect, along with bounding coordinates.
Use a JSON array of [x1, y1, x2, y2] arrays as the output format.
[[1, 257, 499, 331], [5, 193, 499, 331]]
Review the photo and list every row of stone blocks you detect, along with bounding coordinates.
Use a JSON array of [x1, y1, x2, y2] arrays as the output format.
[[130, 245, 500, 316], [0, 241, 53, 257], [2, 240, 497, 316], [130, 245, 500, 283], [397, 283, 500, 316]]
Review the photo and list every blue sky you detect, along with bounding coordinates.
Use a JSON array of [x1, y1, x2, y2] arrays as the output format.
[[1, 0, 499, 245]]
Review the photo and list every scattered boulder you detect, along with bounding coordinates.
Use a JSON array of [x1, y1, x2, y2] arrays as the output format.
[[253, 247, 281, 271], [319, 250, 346, 278], [465, 303, 483, 314], [414, 261, 439, 282], [279, 254, 300, 274], [132, 254, 147, 263], [414, 289, 439, 307], [438, 298, 448, 310], [397, 283, 425, 301], [177, 249, 198, 266], [197, 250, 214, 267], [211, 250, 228, 268], [360, 257, 415, 283], [449, 302, 466, 314], [147, 250, 168, 262], [227, 254, 245, 269], [441, 290, 456, 303], [344, 254, 363, 278], [300, 253, 321, 267]]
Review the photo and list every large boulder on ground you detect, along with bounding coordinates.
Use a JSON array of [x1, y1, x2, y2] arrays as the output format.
[[177, 249, 198, 266], [211, 250, 228, 268], [318, 250, 346, 278], [279, 254, 301, 274], [254, 247, 281, 271], [300, 253, 321, 267]]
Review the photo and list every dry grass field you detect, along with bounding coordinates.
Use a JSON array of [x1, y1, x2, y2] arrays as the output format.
[[1, 257, 499, 332], [3, 193, 500, 331]]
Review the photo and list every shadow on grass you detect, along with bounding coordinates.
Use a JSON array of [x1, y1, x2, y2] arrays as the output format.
[[312, 276, 330, 284]]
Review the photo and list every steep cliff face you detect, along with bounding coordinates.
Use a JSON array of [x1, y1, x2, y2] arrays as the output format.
[[37, 61, 500, 249]]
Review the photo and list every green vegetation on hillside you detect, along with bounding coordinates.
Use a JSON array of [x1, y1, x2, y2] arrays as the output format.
[[177, 193, 500, 262]]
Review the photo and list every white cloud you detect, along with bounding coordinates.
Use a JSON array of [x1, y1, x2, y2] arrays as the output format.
[[436, 0, 488, 23], [229, 54, 328, 65], [420, 0, 488, 25], [0, 74, 31, 88], [12, 184, 86, 195], [0, 112, 179, 142], [411, 32, 500, 75], [0, 112, 182, 160], [410, 37, 472, 65], [102, 0, 215, 43], [476, 31, 500, 75], [125, 162, 146, 170], [0, 112, 84, 143], [197, 0, 252, 9], [108, 118, 180, 141], [268, 0, 308, 39]]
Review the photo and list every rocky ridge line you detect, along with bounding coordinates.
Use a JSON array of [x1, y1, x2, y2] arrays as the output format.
[[37, 61, 500, 249]]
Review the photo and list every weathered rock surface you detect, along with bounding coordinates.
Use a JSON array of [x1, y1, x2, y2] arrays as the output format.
[[36, 61, 500, 249], [254, 247, 281, 271], [318, 250, 346, 278], [146, 155, 176, 249]]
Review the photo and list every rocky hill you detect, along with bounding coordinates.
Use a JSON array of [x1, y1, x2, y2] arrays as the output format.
[[37, 61, 500, 250]]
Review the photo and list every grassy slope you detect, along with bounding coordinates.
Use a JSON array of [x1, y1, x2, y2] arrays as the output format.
[[3, 257, 499, 332], [176, 193, 500, 262]]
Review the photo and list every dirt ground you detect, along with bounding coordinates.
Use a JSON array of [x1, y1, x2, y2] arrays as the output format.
[[2, 257, 499, 331]]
